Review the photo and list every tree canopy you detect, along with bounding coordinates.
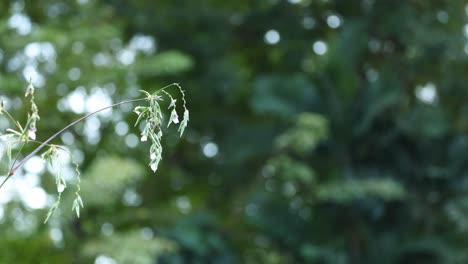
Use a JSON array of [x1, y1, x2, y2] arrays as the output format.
[[1, 0, 468, 263]]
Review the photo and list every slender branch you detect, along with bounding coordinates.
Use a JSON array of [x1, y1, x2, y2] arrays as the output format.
[[0, 175, 9, 190], [7, 97, 147, 177], [9, 141, 26, 173], [154, 83, 180, 94]]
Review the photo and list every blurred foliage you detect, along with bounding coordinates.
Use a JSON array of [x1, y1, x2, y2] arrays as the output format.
[[134, 50, 193, 76], [78, 156, 144, 207], [316, 177, 406, 203], [82, 230, 177, 264], [275, 112, 328, 153], [1, 0, 468, 263]]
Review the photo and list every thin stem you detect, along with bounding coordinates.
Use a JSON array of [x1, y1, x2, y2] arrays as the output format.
[[0, 175, 9, 190], [3, 111, 22, 131], [154, 83, 180, 95], [7, 97, 147, 177], [9, 117, 33, 173], [9, 141, 26, 173]]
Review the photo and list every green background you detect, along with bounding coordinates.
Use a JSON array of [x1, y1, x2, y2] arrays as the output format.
[[1, 0, 468, 263]]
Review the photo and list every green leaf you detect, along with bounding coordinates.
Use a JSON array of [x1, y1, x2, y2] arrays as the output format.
[[44, 199, 60, 223], [72, 199, 80, 217], [134, 108, 148, 127], [72, 195, 84, 218]]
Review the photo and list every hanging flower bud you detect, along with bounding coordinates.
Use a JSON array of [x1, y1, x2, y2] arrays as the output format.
[[168, 109, 179, 127], [168, 98, 177, 109], [28, 126, 37, 140], [57, 182, 66, 193]]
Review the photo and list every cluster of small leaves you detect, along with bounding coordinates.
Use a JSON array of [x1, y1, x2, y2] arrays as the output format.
[[24, 81, 40, 141], [0, 81, 42, 181], [1, 82, 41, 144], [0, 82, 41, 174], [134, 83, 189, 173], [0, 81, 83, 222], [71, 160, 84, 217], [41, 145, 83, 223], [42, 145, 64, 223]]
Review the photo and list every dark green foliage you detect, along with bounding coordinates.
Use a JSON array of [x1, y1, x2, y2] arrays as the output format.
[[1, 0, 468, 263]]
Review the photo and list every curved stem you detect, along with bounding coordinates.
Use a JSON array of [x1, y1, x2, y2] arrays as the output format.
[[154, 83, 180, 94], [7, 97, 147, 177]]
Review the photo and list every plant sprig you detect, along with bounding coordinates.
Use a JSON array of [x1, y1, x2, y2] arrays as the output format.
[[134, 83, 189, 172], [0, 81, 189, 222]]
